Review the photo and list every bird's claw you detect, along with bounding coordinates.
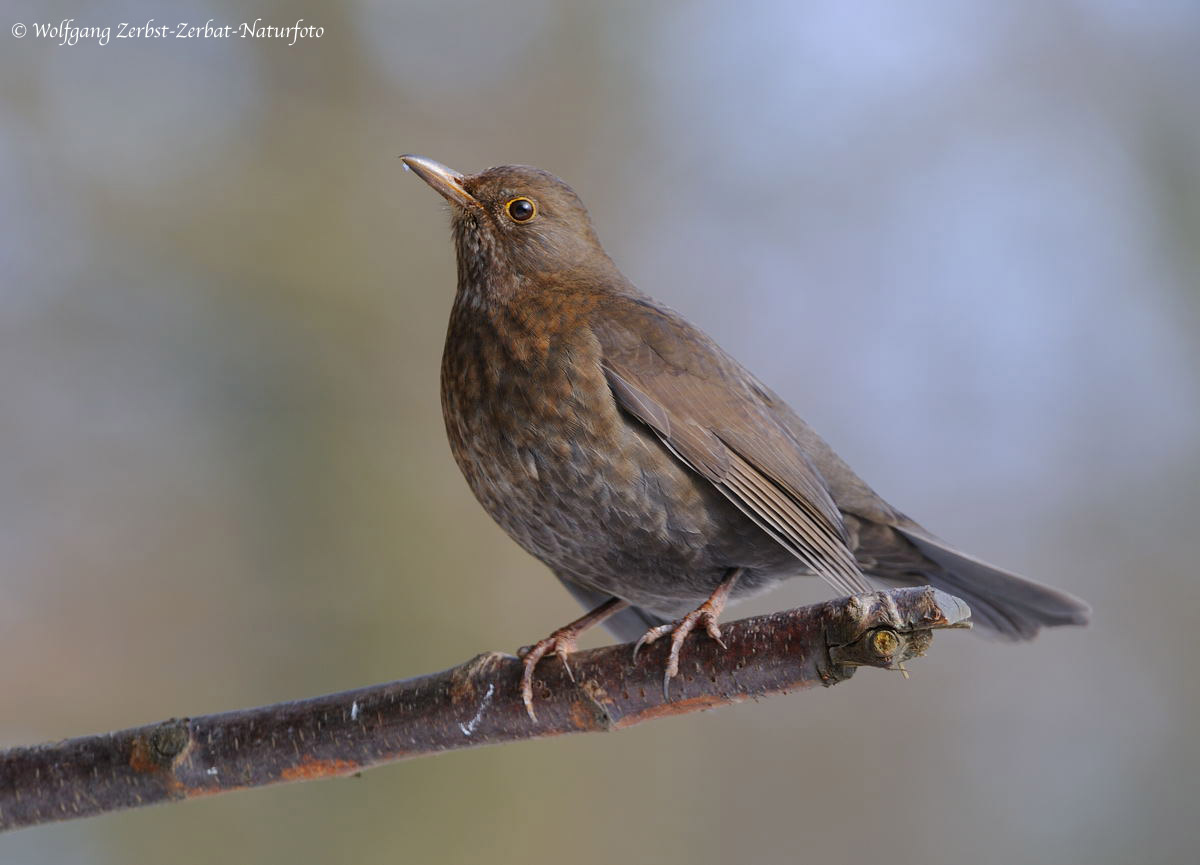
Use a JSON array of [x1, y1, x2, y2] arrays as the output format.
[[516, 597, 630, 723], [632, 622, 673, 663], [518, 631, 579, 722], [633, 604, 727, 701]]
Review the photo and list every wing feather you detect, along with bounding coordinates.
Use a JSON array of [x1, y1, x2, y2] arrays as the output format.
[[602, 348, 872, 597], [720, 451, 869, 595]]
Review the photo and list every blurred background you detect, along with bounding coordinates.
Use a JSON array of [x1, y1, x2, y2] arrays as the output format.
[[2, 1, 1198, 863]]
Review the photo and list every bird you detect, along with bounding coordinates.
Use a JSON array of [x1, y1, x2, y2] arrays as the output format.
[[400, 154, 1090, 720]]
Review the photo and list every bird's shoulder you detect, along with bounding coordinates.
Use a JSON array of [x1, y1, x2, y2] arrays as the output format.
[[585, 289, 749, 394], [586, 288, 899, 525]]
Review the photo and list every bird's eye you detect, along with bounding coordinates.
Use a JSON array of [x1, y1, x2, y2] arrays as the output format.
[[505, 197, 537, 223]]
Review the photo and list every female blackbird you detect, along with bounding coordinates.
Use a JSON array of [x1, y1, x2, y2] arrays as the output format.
[[401, 155, 1090, 720]]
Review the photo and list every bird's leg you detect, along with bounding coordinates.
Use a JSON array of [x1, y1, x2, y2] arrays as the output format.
[[518, 596, 629, 722], [633, 568, 742, 700]]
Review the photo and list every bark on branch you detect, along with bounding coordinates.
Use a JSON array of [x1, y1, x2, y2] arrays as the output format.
[[0, 586, 970, 833]]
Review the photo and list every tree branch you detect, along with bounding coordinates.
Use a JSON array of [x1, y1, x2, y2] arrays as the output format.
[[0, 587, 969, 833]]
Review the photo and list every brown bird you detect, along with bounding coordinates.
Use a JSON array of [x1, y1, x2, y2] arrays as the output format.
[[401, 154, 1090, 720]]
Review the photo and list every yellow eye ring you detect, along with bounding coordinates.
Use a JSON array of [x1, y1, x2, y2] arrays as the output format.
[[505, 197, 537, 223]]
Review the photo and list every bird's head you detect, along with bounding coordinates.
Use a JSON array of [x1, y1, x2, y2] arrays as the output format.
[[401, 155, 615, 298]]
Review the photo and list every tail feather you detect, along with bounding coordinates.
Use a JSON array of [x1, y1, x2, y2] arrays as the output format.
[[893, 524, 1091, 640]]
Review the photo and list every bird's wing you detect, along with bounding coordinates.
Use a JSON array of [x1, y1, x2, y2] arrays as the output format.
[[596, 299, 873, 597]]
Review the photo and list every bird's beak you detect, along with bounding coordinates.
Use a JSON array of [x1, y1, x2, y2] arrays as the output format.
[[400, 154, 480, 209]]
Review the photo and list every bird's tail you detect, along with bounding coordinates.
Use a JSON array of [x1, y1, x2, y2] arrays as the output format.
[[891, 524, 1091, 640]]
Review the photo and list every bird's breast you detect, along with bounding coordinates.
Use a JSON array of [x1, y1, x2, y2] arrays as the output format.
[[439, 303, 731, 601]]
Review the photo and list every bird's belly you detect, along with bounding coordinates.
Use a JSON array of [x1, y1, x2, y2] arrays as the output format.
[[449, 406, 796, 614]]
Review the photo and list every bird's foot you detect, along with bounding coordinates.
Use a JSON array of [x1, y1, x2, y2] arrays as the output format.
[[516, 596, 628, 723], [633, 568, 741, 700], [633, 605, 725, 699], [517, 629, 579, 723]]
